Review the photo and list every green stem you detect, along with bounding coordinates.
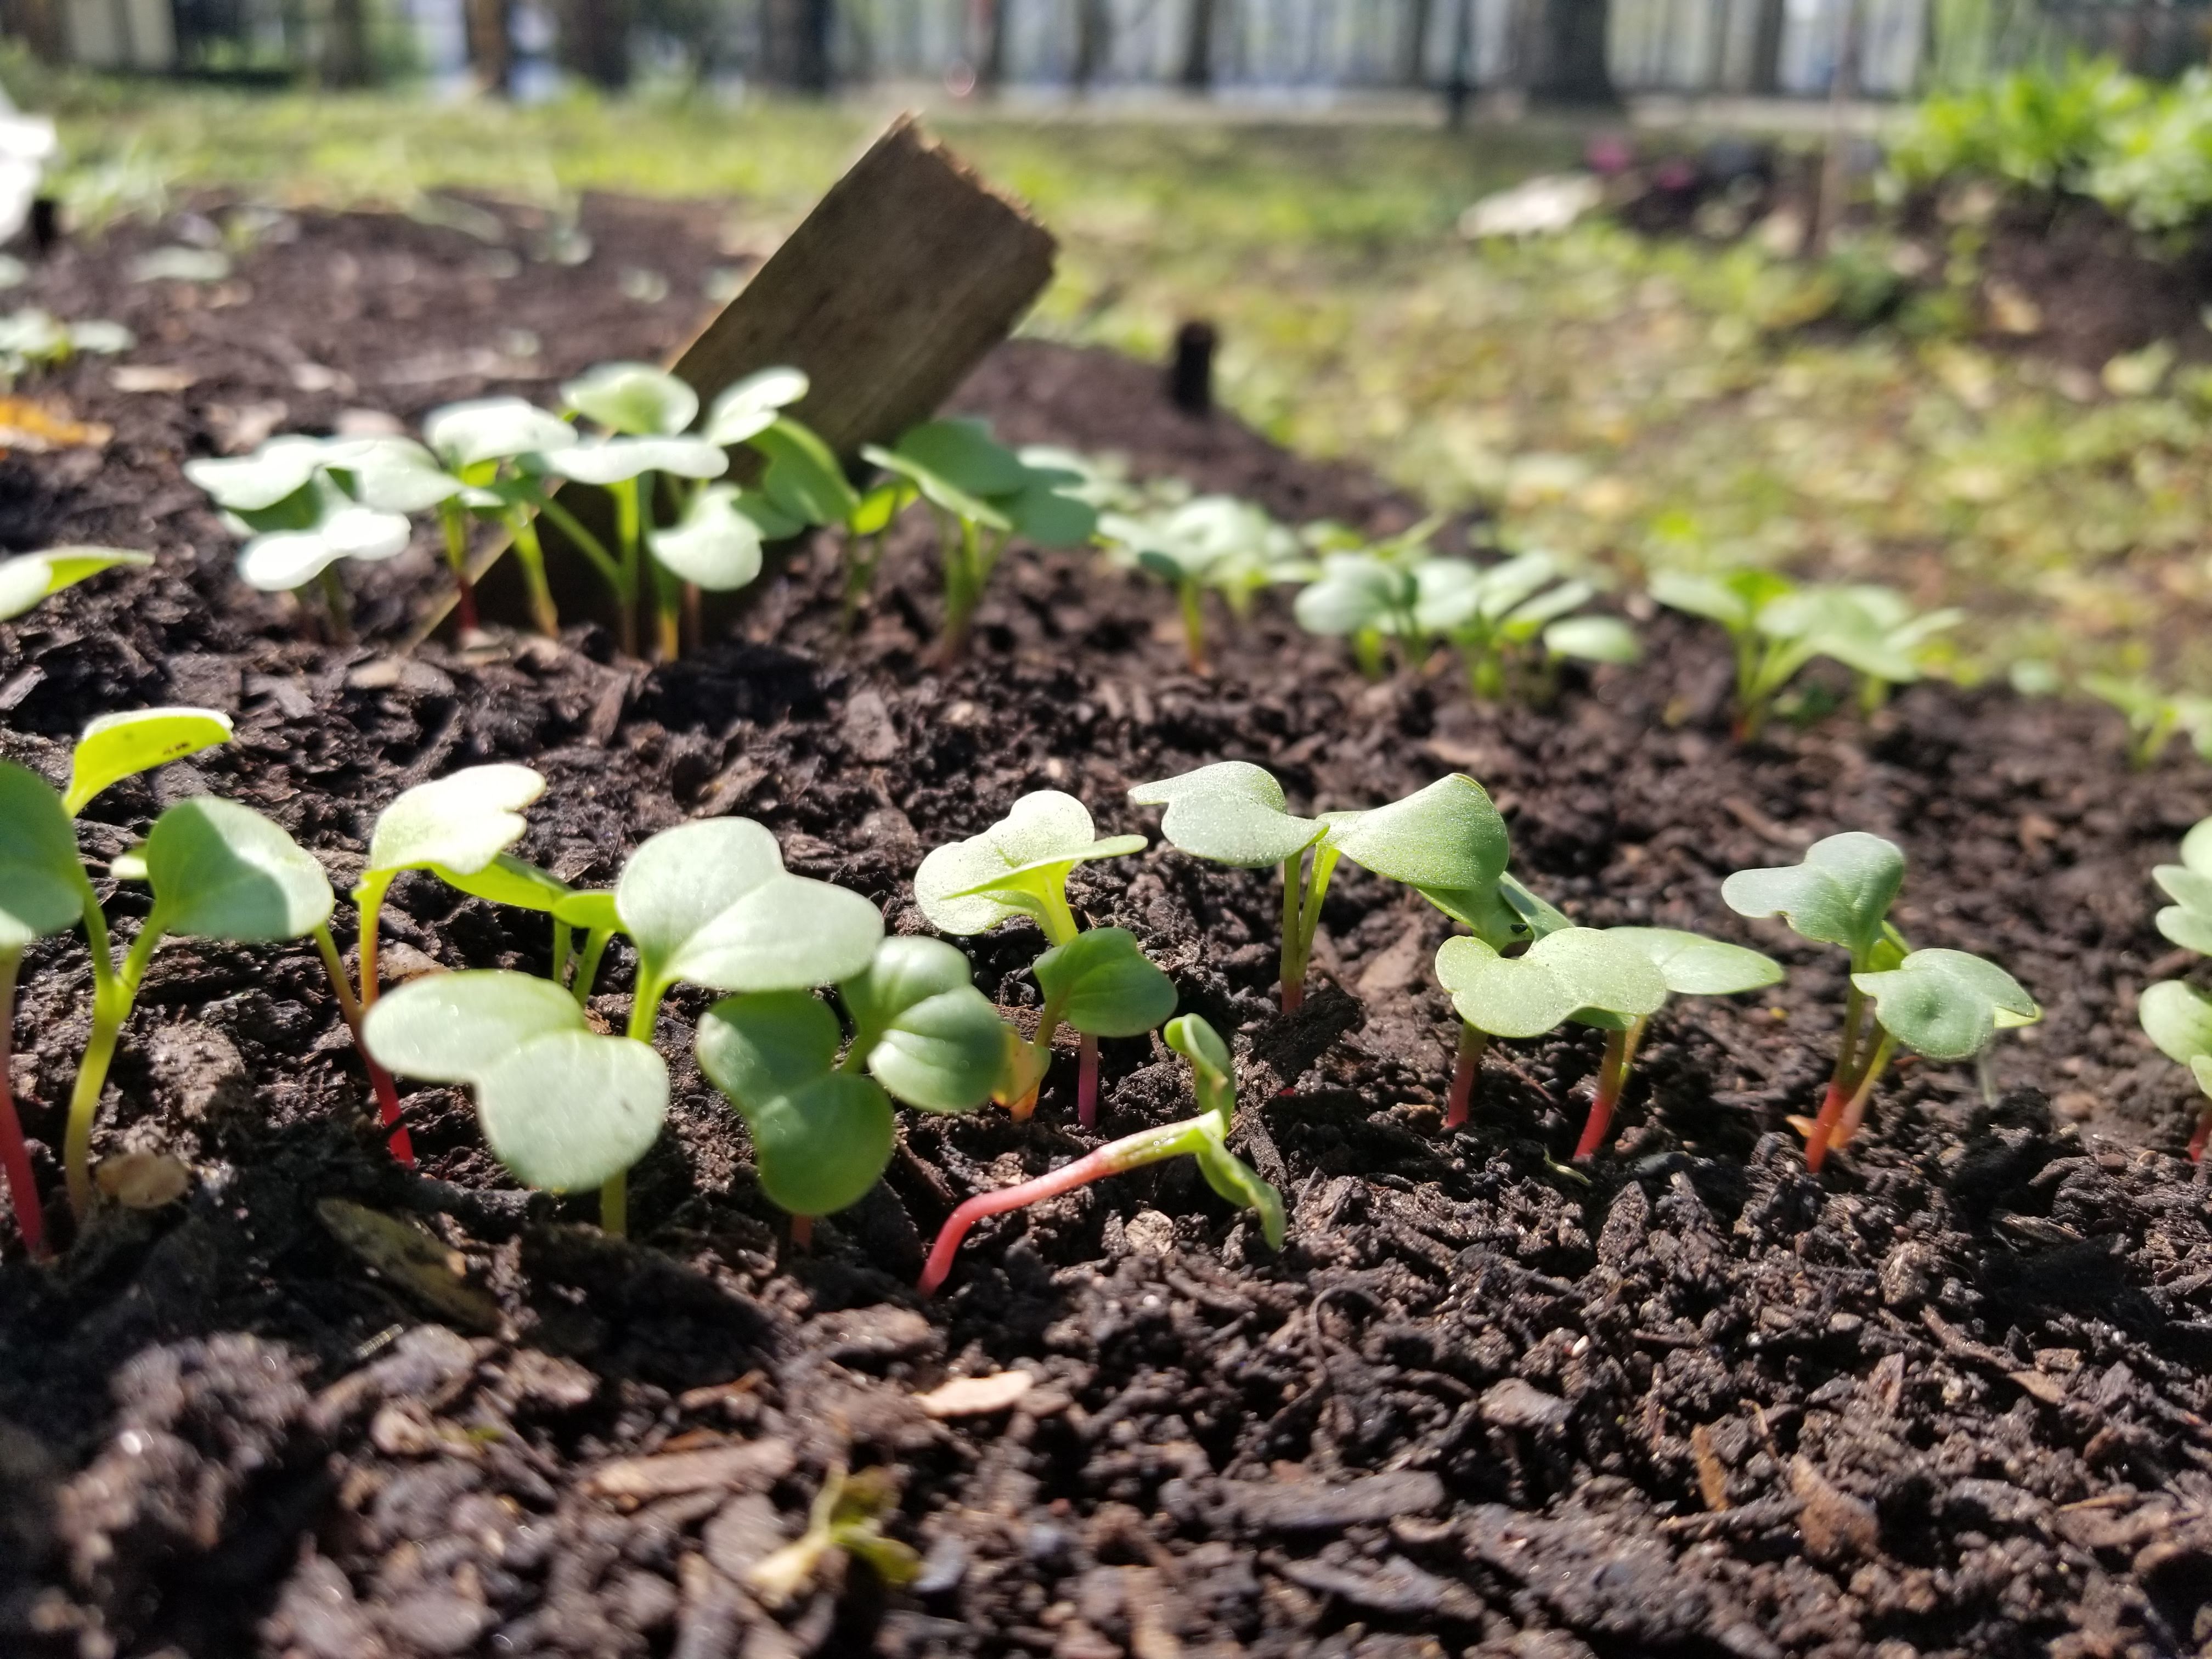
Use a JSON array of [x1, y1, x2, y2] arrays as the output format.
[[651, 556, 682, 662], [1353, 629, 1385, 681], [1039, 889, 1081, 950], [552, 919, 573, 986], [318, 567, 352, 646], [600, 1173, 627, 1238], [1279, 856, 1305, 1013], [504, 509, 562, 637], [614, 477, 644, 658], [1297, 846, 1341, 970], [66, 916, 163, 1220], [352, 871, 394, 1009], [602, 973, 671, 1237], [1178, 581, 1207, 674], [438, 499, 481, 633], [315, 923, 413, 1166], [534, 494, 623, 591], [571, 927, 613, 1007], [1831, 1031, 1896, 1152]]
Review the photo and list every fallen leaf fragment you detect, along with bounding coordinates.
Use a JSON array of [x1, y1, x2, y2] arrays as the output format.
[[316, 1197, 504, 1335], [915, 1370, 1034, 1418], [110, 364, 199, 393], [1790, 1454, 1880, 1562], [0, 395, 110, 453], [583, 1437, 795, 1500]]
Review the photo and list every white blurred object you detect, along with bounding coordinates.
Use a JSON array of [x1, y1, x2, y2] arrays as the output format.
[[1458, 174, 1604, 241], [0, 93, 57, 248]]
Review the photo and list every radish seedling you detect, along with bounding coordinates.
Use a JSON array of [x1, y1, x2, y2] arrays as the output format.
[[1293, 553, 1420, 679], [919, 1012, 1284, 1295], [695, 936, 1005, 1222], [1126, 761, 1325, 1012], [1414, 550, 1639, 700], [2153, 816, 2212, 955], [1320, 772, 1523, 946], [352, 765, 548, 1164], [2140, 979, 2212, 1159], [1101, 495, 1305, 673], [187, 437, 416, 640], [860, 420, 1099, 663], [1433, 928, 1666, 1143], [2083, 674, 2212, 770], [421, 396, 583, 636], [1843, 948, 2039, 1147], [746, 1464, 919, 1609], [0, 547, 153, 623], [914, 791, 1164, 1125], [1723, 831, 1904, 1169], [1575, 927, 1782, 1156], [66, 797, 333, 1220], [1652, 571, 1959, 739]]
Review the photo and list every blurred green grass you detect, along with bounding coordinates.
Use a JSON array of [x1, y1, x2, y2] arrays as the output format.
[[40, 86, 2212, 684]]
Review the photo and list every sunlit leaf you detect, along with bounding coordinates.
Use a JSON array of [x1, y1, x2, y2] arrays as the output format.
[[367, 764, 545, 881], [0, 547, 154, 623], [647, 484, 764, 590], [1127, 761, 1323, 868], [562, 361, 698, 437], [1033, 927, 1176, 1037], [915, 791, 1146, 937], [66, 706, 233, 815], [1722, 831, 1905, 957], [702, 366, 809, 447], [0, 760, 89, 951], [1854, 947, 2040, 1060], [696, 992, 895, 1215], [1605, 927, 1783, 996], [146, 796, 333, 941]]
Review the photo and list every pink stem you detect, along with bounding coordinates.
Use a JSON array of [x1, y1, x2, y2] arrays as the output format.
[[1077, 1035, 1099, 1130], [2191, 1105, 2212, 1164], [790, 1214, 814, 1250], [1574, 1028, 1631, 1161], [1282, 979, 1304, 1014], [1802, 1080, 1847, 1173], [920, 1144, 1122, 1295], [1445, 1027, 1487, 1130], [0, 956, 46, 1260]]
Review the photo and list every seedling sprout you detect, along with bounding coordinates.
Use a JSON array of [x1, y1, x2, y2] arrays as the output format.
[[2083, 674, 2212, 770], [919, 1013, 1284, 1295], [915, 791, 1163, 1124], [1413, 550, 1639, 700], [1127, 762, 1324, 1011], [1725, 832, 2037, 1166], [2138, 812, 2212, 1157], [1433, 928, 1666, 1145], [420, 396, 583, 636], [2153, 816, 2212, 955], [351, 765, 548, 1163], [0, 548, 153, 623], [1101, 495, 1305, 673], [746, 1465, 919, 1609]]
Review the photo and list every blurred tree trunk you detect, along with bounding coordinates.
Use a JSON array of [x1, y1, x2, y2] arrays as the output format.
[[1073, 0, 1110, 88], [2, 0, 66, 61], [323, 0, 372, 84], [1748, 0, 1786, 91], [1443, 0, 1474, 125], [1180, 0, 1216, 89], [561, 0, 632, 87], [465, 0, 512, 92], [764, 0, 834, 91], [1403, 0, 1434, 83], [1523, 0, 1617, 105], [977, 0, 1008, 91]]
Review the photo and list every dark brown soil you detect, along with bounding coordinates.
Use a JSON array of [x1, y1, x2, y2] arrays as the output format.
[[5, 195, 2212, 1659]]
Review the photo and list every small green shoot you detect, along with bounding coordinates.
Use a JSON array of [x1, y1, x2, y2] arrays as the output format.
[[1293, 552, 1419, 679], [1652, 571, 1960, 740], [860, 420, 1099, 663], [365, 970, 668, 1198], [919, 1012, 1284, 1295], [0, 548, 153, 623], [2084, 674, 2212, 770], [1414, 550, 1639, 700], [695, 936, 1003, 1221], [915, 791, 1160, 1124], [1127, 761, 1325, 1011], [2140, 979, 2212, 1160], [67, 798, 332, 1221], [422, 395, 583, 635], [1844, 948, 2040, 1144], [1101, 495, 1305, 673], [2153, 817, 2212, 955], [746, 1465, 920, 1609], [1433, 928, 1666, 1148]]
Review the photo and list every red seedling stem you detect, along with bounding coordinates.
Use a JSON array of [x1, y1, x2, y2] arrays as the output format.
[[790, 1214, 814, 1251], [0, 954, 47, 1260], [2192, 1105, 2212, 1164], [1445, 1027, 1488, 1129], [1575, 1027, 1635, 1161], [1801, 1079, 1848, 1173], [1076, 1035, 1100, 1130], [921, 1145, 1119, 1295], [315, 927, 415, 1167]]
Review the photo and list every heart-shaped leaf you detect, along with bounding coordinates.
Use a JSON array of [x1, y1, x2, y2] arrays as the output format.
[[1605, 928, 1783, 996], [185, 436, 337, 511], [696, 992, 895, 1215], [0, 760, 90, 951], [237, 493, 412, 590], [1127, 761, 1323, 868], [1322, 775, 1510, 895], [368, 764, 545, 881], [647, 484, 764, 590], [914, 791, 1146, 939], [146, 797, 333, 941], [1853, 947, 2040, 1061], [751, 419, 860, 526], [891, 419, 1027, 498], [1034, 927, 1176, 1037], [1542, 614, 1640, 665], [1650, 567, 1796, 633], [562, 361, 699, 436], [617, 819, 883, 995], [325, 436, 464, 514], [67, 706, 234, 815], [1164, 1013, 1234, 1121], [1722, 832, 1905, 958], [996, 465, 1099, 548], [544, 436, 730, 486], [435, 853, 572, 913], [849, 478, 915, 537], [0, 547, 154, 622], [1436, 927, 1667, 1038], [2142, 979, 2212, 1065], [1295, 554, 1415, 636], [702, 366, 809, 447], [840, 936, 1006, 1114], [365, 970, 667, 1192], [423, 397, 580, 467], [859, 443, 1010, 531]]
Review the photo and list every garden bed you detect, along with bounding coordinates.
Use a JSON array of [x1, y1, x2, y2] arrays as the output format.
[[4, 196, 2212, 1659]]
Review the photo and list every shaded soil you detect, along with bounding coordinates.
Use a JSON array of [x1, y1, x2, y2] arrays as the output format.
[[4, 195, 2212, 1659]]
